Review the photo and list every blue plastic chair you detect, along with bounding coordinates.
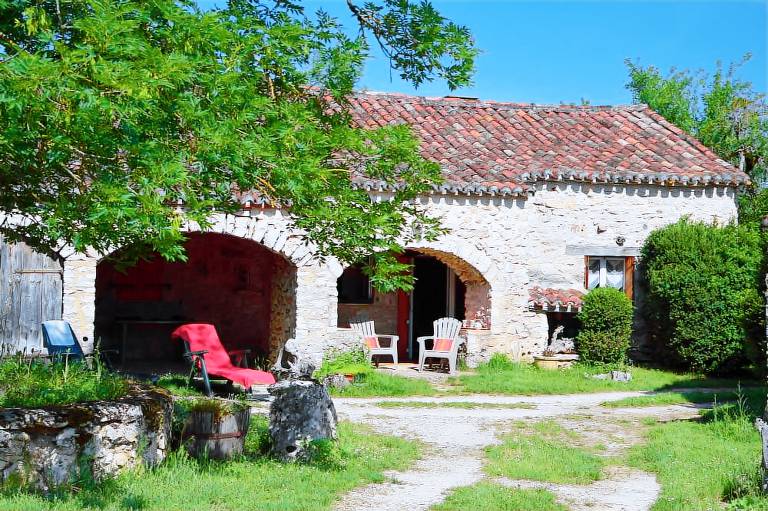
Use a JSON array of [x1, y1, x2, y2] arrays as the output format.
[[41, 320, 86, 360]]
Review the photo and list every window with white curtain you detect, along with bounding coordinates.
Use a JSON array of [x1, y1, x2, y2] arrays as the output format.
[[586, 256, 626, 291]]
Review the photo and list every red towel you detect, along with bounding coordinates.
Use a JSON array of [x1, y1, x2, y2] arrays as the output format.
[[171, 323, 275, 387]]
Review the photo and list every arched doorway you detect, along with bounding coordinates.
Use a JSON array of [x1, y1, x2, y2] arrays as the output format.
[[337, 249, 490, 361], [95, 232, 296, 374]]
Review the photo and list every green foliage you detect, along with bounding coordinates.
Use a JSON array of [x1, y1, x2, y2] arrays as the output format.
[[433, 484, 567, 511], [0, 421, 421, 511], [628, 388, 768, 511], [485, 420, 604, 484], [315, 348, 435, 397], [315, 348, 371, 378], [626, 56, 768, 185], [641, 219, 764, 374], [576, 288, 633, 364], [0, 0, 476, 288], [454, 356, 754, 395], [0, 358, 128, 408]]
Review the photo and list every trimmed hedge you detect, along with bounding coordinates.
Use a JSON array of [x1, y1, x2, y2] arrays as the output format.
[[641, 219, 764, 374], [577, 287, 633, 364]]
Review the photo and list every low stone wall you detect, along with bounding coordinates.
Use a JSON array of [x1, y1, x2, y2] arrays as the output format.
[[0, 384, 173, 491]]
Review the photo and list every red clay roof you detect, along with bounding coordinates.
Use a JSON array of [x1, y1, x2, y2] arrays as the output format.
[[347, 92, 747, 196], [528, 287, 584, 312]]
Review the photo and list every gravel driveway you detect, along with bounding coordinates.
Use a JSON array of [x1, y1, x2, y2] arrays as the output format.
[[331, 392, 707, 511]]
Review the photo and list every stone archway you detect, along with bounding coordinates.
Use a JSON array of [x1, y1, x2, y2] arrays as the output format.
[[335, 247, 492, 362], [94, 232, 297, 371]]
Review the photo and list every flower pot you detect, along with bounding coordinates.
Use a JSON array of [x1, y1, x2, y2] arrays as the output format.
[[183, 407, 250, 460], [344, 373, 356, 383], [533, 354, 579, 370]]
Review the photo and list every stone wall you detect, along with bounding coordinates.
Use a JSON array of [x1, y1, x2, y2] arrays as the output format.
[[337, 292, 398, 331], [0, 385, 172, 491], [56, 183, 738, 365], [269, 257, 298, 357]]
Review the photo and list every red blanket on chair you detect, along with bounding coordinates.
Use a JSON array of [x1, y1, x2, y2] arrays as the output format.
[[171, 324, 275, 387]]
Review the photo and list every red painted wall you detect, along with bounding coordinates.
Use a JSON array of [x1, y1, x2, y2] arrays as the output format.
[[96, 233, 279, 360]]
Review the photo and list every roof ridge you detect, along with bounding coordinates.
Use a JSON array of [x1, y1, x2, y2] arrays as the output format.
[[353, 90, 644, 112]]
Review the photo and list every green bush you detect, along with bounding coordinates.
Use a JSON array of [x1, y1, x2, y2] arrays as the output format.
[[576, 287, 633, 364], [315, 348, 372, 378], [641, 219, 764, 374], [0, 358, 128, 408]]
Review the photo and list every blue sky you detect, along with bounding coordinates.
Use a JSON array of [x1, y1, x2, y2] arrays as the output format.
[[201, 0, 768, 105]]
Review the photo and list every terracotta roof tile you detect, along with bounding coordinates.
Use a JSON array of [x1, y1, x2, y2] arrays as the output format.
[[347, 92, 747, 196], [528, 287, 585, 313]]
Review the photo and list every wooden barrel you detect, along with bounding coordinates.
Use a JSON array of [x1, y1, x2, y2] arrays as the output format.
[[183, 408, 250, 460]]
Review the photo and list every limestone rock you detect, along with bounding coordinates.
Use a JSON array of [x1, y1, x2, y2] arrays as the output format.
[[0, 384, 172, 491], [272, 338, 321, 381], [610, 370, 632, 382], [268, 380, 337, 461], [323, 374, 350, 390], [756, 418, 768, 492]]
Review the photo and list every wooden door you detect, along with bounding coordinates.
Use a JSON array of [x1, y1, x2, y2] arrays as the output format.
[[0, 236, 63, 353], [396, 254, 413, 361]]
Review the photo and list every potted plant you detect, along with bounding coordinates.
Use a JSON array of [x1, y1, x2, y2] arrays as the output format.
[[177, 397, 251, 460]]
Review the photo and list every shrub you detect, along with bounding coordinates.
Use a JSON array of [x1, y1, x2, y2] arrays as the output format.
[[641, 219, 764, 374], [576, 287, 633, 364]]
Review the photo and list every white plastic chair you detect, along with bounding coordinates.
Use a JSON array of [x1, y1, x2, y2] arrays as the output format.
[[350, 319, 399, 365], [417, 317, 464, 375]]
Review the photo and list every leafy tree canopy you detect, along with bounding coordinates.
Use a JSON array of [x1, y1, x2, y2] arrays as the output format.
[[0, 0, 477, 290], [626, 56, 768, 224]]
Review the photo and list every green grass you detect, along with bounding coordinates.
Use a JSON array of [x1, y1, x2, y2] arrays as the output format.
[[315, 349, 372, 379], [432, 483, 566, 511], [628, 392, 768, 511], [453, 355, 756, 396], [329, 371, 436, 397], [602, 388, 767, 408], [0, 418, 420, 511], [316, 349, 436, 397], [376, 400, 535, 409], [485, 420, 604, 484], [0, 358, 128, 408], [154, 373, 206, 397]]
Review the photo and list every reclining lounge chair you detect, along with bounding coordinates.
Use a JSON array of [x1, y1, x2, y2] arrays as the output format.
[[171, 323, 275, 396]]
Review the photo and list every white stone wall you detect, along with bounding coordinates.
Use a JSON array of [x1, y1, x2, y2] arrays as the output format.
[[57, 182, 738, 363], [407, 182, 738, 362]]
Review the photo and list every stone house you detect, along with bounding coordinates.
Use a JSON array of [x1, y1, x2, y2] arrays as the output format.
[[0, 92, 748, 367]]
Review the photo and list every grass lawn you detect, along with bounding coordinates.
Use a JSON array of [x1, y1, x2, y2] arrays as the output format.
[[326, 371, 437, 397], [0, 419, 420, 511], [602, 387, 767, 408], [485, 420, 605, 484], [452, 356, 757, 396], [432, 483, 566, 511], [628, 393, 768, 511], [376, 400, 536, 409]]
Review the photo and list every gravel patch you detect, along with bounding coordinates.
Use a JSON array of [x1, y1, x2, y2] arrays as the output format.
[[332, 391, 704, 511]]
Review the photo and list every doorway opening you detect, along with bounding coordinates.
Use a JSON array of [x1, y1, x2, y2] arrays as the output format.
[[407, 254, 466, 360]]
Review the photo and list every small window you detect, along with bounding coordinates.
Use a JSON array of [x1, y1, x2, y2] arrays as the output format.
[[585, 256, 634, 298], [337, 264, 373, 304]]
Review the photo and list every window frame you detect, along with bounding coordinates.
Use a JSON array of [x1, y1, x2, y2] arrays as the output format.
[[336, 263, 374, 305], [584, 255, 635, 300]]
